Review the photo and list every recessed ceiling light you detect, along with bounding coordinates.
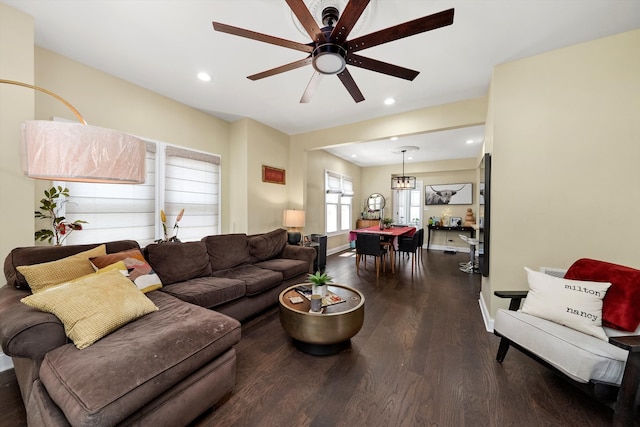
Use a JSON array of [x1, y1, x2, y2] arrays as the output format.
[[197, 72, 211, 82], [384, 98, 396, 106], [407, 156, 413, 160], [390, 136, 398, 141], [351, 154, 357, 158], [466, 139, 474, 144]]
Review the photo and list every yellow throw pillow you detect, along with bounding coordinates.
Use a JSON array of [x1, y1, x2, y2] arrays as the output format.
[[62, 260, 129, 284], [17, 245, 107, 293], [21, 270, 158, 349]]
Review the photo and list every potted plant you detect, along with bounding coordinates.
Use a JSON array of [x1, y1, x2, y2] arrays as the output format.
[[307, 271, 332, 296], [382, 218, 394, 229], [34, 186, 87, 245]]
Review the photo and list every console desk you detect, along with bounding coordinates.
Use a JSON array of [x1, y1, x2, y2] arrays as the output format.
[[427, 225, 476, 250]]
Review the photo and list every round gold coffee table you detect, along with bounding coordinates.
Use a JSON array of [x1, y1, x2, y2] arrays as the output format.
[[279, 284, 365, 355]]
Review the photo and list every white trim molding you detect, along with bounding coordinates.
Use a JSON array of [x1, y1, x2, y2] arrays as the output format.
[[479, 292, 494, 332]]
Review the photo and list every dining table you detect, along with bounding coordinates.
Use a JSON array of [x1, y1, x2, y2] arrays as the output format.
[[349, 225, 417, 273]]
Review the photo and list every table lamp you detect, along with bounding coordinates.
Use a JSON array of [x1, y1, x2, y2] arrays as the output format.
[[283, 209, 305, 245]]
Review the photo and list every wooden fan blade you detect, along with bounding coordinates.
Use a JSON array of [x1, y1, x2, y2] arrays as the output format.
[[346, 8, 454, 53], [337, 68, 365, 103], [347, 54, 419, 81], [285, 0, 326, 44], [329, 0, 370, 42], [248, 57, 312, 81], [300, 71, 323, 103], [213, 22, 313, 53]]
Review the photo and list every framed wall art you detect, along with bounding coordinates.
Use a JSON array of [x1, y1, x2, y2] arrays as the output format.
[[425, 183, 473, 205], [262, 165, 286, 185]]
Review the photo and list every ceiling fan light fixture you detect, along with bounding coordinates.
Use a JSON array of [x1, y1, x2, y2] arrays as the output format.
[[312, 44, 347, 74]]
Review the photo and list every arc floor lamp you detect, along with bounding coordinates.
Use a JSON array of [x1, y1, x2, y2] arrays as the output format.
[[1, 79, 146, 184]]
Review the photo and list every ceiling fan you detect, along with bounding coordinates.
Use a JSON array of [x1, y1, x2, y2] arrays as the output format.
[[212, 0, 454, 103]]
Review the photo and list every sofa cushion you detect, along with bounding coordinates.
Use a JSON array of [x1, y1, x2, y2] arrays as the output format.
[[253, 258, 309, 280], [16, 245, 106, 293], [4, 240, 140, 290], [248, 228, 287, 262], [144, 242, 212, 285], [212, 264, 283, 296], [21, 270, 158, 349], [202, 234, 250, 271], [90, 249, 163, 293], [564, 258, 640, 332], [494, 309, 628, 384], [162, 277, 245, 308], [521, 267, 610, 341], [38, 291, 241, 427]]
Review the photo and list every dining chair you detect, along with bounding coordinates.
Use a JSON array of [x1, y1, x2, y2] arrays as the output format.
[[355, 233, 388, 277], [379, 236, 395, 273], [397, 229, 422, 274]]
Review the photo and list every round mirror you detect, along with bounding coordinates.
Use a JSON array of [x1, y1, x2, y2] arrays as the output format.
[[367, 193, 385, 211]]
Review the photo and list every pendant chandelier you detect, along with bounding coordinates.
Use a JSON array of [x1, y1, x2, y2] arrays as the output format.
[[391, 146, 418, 190]]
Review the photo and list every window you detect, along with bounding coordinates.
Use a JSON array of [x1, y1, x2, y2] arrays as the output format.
[[393, 180, 423, 226], [59, 140, 220, 246], [163, 146, 220, 242], [325, 170, 353, 234]]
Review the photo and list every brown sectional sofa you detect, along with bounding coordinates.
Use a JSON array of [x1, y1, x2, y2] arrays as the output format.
[[0, 228, 315, 426]]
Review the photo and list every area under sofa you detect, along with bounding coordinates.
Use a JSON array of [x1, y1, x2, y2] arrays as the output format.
[[0, 228, 315, 426]]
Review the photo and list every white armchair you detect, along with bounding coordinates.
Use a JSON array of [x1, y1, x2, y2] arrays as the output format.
[[493, 259, 640, 427]]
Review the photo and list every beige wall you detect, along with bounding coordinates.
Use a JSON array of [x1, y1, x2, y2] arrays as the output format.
[[33, 47, 233, 232], [229, 120, 249, 233], [484, 29, 640, 317], [245, 119, 290, 234], [0, 3, 35, 371], [0, 4, 35, 272], [306, 149, 363, 250]]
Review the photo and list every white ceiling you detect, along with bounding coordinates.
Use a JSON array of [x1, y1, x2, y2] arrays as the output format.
[[3, 0, 639, 166]]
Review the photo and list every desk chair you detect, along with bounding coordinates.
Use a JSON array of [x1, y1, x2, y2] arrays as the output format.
[[356, 234, 388, 277]]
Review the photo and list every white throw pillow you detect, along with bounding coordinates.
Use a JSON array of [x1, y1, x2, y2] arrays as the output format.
[[520, 267, 611, 341]]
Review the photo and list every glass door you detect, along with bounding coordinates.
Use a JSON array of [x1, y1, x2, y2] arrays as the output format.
[[393, 180, 422, 226]]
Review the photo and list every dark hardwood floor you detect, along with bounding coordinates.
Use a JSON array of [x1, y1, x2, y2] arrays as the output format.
[[0, 248, 630, 426]]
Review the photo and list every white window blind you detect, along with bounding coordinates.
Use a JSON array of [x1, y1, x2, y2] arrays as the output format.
[[61, 142, 157, 246], [326, 171, 343, 194], [164, 146, 220, 242], [59, 141, 221, 246]]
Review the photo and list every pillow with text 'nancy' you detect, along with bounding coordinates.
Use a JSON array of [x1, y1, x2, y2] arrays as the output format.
[[520, 267, 611, 341]]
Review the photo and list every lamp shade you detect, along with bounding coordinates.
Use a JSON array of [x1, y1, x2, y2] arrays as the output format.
[[21, 121, 146, 184], [283, 209, 305, 228]]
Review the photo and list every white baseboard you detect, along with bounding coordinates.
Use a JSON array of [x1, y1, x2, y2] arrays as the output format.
[[327, 243, 351, 256], [0, 353, 13, 372], [479, 292, 494, 332]]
